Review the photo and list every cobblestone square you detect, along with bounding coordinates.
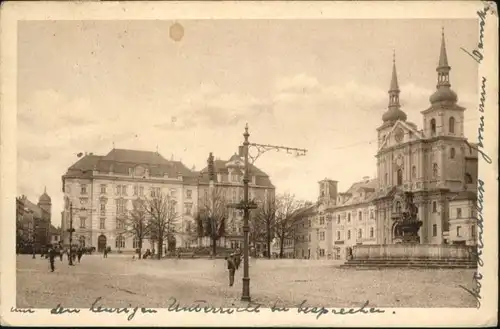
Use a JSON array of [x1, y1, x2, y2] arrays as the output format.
[[17, 255, 477, 308]]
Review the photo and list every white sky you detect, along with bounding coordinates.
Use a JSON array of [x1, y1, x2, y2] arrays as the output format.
[[17, 19, 479, 226]]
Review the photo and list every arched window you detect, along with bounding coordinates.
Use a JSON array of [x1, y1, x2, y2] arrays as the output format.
[[358, 229, 362, 239], [449, 117, 455, 134], [450, 147, 456, 159], [384, 173, 388, 185], [347, 213, 351, 222], [465, 173, 473, 184], [397, 169, 403, 186], [347, 230, 351, 240], [430, 118, 436, 135], [411, 166, 417, 179], [370, 227, 374, 238], [79, 236, 86, 247], [396, 201, 402, 213], [115, 234, 125, 248], [432, 163, 438, 178]]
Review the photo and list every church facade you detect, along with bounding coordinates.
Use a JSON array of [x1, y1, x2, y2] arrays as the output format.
[[295, 31, 478, 260], [374, 31, 478, 246]]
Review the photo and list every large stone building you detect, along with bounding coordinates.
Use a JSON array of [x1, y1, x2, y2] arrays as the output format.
[[61, 149, 199, 252], [61, 148, 275, 253], [16, 189, 52, 251], [295, 31, 478, 260], [197, 151, 276, 252]]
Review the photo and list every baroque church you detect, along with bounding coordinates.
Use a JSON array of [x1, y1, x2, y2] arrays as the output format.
[[374, 30, 478, 245]]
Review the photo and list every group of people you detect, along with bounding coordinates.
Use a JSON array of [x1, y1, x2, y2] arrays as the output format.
[[43, 245, 86, 272], [225, 248, 242, 287]]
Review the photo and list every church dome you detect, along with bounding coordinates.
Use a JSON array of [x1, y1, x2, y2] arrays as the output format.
[[39, 188, 51, 204], [382, 108, 407, 123], [429, 86, 457, 104]]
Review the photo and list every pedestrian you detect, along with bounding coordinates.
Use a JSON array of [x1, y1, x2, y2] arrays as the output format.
[[234, 248, 242, 270], [103, 246, 108, 258], [59, 248, 64, 262], [225, 254, 237, 287], [71, 247, 77, 263], [77, 247, 83, 263], [48, 246, 57, 272]]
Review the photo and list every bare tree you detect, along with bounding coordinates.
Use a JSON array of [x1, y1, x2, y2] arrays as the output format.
[[196, 185, 228, 257], [274, 193, 305, 258], [116, 198, 150, 259], [254, 196, 277, 259], [144, 190, 181, 260]]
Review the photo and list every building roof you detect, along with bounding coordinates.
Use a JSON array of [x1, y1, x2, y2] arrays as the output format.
[[64, 149, 198, 180], [17, 196, 48, 219], [50, 225, 60, 235], [198, 156, 274, 188], [335, 178, 378, 208]]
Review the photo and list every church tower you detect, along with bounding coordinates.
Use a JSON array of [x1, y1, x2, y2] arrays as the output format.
[[38, 186, 52, 215], [421, 29, 466, 139], [421, 29, 467, 191], [377, 52, 407, 149]]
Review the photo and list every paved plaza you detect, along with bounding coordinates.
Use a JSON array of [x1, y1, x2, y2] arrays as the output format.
[[17, 255, 477, 308]]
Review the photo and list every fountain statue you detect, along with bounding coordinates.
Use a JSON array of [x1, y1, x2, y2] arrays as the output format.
[[393, 192, 422, 244]]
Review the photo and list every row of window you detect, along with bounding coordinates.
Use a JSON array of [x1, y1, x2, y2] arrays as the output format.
[[324, 203, 470, 227], [430, 224, 476, 238], [335, 210, 375, 224], [336, 227, 375, 240], [430, 116, 456, 135], [201, 188, 258, 203], [95, 198, 195, 216], [383, 161, 472, 188], [76, 184, 193, 199]]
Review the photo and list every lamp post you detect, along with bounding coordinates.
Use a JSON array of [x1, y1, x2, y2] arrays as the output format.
[[68, 202, 75, 266], [228, 124, 307, 302]]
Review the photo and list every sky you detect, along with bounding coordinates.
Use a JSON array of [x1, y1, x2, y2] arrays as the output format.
[[17, 19, 479, 227]]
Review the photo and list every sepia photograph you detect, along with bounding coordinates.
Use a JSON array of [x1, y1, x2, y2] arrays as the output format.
[[1, 1, 498, 327]]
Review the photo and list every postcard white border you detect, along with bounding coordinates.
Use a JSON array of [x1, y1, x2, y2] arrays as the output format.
[[1, 1, 498, 327]]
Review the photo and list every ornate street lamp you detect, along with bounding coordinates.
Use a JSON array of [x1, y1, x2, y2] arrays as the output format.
[[228, 124, 307, 302]]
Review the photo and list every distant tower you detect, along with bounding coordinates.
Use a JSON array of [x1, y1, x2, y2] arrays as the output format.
[[38, 186, 52, 215], [318, 178, 338, 206]]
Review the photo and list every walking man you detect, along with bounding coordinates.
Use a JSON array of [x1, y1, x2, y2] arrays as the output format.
[[103, 246, 108, 258], [77, 247, 83, 263], [225, 254, 237, 287], [48, 246, 57, 272]]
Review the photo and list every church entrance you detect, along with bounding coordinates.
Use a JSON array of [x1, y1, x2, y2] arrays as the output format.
[[97, 234, 107, 252]]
